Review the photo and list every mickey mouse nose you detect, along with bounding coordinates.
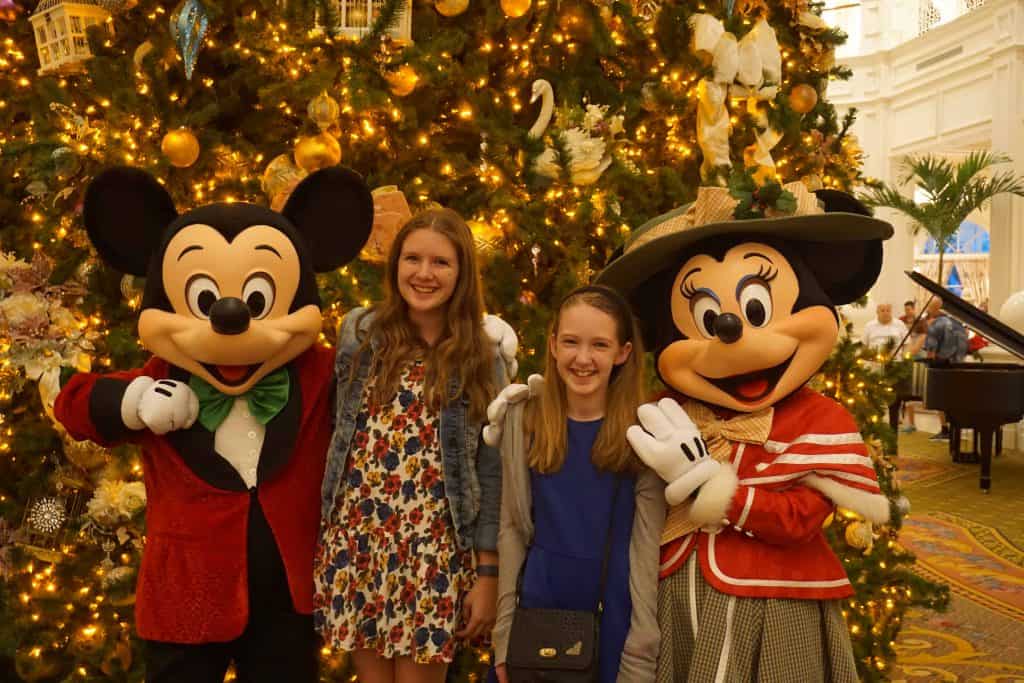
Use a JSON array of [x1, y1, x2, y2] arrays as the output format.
[[713, 313, 743, 344], [209, 297, 251, 336]]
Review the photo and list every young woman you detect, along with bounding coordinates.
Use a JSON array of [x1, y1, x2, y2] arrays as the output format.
[[315, 208, 508, 683], [490, 285, 664, 683]]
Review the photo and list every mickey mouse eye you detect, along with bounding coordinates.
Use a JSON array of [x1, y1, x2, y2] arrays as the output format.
[[185, 275, 220, 320], [242, 273, 275, 319], [739, 281, 772, 328], [692, 295, 722, 340]]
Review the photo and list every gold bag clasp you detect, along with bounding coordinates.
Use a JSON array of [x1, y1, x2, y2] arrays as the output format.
[[539, 648, 557, 658]]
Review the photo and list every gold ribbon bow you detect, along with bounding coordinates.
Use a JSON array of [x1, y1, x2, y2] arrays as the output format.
[[660, 401, 773, 544], [629, 183, 823, 254], [689, 14, 783, 181]]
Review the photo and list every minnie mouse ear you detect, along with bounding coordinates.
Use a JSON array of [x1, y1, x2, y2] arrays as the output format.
[[814, 189, 873, 217], [282, 166, 374, 272], [83, 167, 178, 276]]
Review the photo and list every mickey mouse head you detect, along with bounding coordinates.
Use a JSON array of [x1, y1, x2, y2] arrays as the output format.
[[84, 166, 374, 396]]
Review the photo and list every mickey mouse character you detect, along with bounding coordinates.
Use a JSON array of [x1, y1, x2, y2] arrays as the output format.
[[55, 166, 374, 683], [597, 183, 895, 682]]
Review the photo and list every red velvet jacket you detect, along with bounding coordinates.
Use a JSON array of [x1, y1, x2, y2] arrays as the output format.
[[55, 346, 333, 643], [659, 388, 881, 600]]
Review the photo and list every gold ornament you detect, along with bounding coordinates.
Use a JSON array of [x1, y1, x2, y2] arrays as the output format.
[[62, 434, 107, 470], [293, 132, 342, 172], [363, 186, 412, 263], [821, 512, 834, 528], [129, 40, 152, 68], [0, 0, 24, 23], [385, 65, 419, 97], [801, 174, 824, 191], [519, 289, 538, 306], [14, 645, 62, 681], [161, 128, 201, 168], [101, 635, 133, 677], [788, 83, 818, 114], [261, 153, 307, 199], [70, 623, 108, 657], [307, 91, 340, 131], [469, 220, 503, 256], [501, 0, 531, 17], [435, 0, 469, 17], [844, 521, 873, 550]]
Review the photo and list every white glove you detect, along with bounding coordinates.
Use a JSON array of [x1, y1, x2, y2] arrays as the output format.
[[121, 377, 199, 435], [626, 398, 721, 506], [482, 374, 545, 447], [483, 313, 519, 381]]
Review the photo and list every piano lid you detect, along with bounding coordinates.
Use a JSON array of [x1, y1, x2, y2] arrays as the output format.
[[906, 270, 1024, 361]]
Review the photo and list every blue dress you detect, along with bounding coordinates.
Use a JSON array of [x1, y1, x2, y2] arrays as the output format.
[[497, 418, 636, 683]]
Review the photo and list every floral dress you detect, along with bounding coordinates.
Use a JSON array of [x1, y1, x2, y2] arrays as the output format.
[[315, 360, 474, 664]]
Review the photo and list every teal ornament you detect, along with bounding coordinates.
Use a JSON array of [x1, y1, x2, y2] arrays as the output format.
[[726, 0, 735, 15], [169, 0, 209, 80]]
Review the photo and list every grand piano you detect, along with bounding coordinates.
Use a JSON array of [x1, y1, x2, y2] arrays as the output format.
[[907, 271, 1024, 492]]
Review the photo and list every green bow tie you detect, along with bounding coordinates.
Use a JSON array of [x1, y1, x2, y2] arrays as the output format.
[[189, 368, 290, 432]]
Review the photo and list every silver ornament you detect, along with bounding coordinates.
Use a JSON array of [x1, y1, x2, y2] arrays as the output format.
[[895, 495, 911, 516], [26, 497, 66, 535]]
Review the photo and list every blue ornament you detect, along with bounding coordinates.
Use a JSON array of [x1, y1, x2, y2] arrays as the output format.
[[169, 0, 209, 80]]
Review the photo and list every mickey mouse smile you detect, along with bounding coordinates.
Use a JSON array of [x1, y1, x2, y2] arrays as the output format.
[[201, 362, 263, 387], [700, 352, 795, 404]]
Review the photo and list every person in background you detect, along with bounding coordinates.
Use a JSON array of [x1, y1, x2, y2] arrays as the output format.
[[900, 320, 930, 433], [900, 300, 917, 327], [862, 303, 908, 351], [924, 298, 969, 442]]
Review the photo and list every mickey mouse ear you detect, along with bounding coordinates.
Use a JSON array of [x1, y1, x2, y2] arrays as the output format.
[[282, 166, 374, 272], [83, 167, 178, 276]]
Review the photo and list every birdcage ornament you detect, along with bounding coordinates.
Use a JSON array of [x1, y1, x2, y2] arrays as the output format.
[[330, 0, 412, 43], [29, 0, 113, 75]]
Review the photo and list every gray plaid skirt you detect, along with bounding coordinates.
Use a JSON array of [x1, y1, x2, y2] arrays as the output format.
[[656, 554, 859, 682]]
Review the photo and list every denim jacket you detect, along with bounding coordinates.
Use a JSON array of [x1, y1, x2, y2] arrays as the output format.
[[320, 308, 507, 553]]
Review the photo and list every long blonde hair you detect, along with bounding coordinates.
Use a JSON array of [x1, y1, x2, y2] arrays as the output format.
[[527, 285, 646, 474], [355, 208, 495, 422]]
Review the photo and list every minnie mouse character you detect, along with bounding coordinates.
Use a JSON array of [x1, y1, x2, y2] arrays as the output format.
[[597, 183, 895, 682], [55, 166, 374, 682]]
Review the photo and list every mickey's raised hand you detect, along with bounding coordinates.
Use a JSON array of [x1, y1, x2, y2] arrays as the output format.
[[121, 377, 199, 435], [626, 398, 721, 505]]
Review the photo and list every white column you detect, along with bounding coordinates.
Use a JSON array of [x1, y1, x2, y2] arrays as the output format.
[[986, 1, 1024, 314]]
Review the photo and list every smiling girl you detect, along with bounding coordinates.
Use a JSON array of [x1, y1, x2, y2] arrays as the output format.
[[315, 208, 508, 683], [490, 285, 664, 683]]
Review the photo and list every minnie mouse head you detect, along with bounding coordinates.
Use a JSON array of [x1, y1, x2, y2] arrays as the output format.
[[598, 185, 893, 412]]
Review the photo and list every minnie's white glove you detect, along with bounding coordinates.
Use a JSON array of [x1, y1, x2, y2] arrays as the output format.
[[482, 374, 544, 447], [483, 313, 519, 381], [626, 398, 721, 506], [121, 377, 199, 435]]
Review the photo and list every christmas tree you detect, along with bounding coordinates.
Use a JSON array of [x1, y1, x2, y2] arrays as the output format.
[[0, 0, 943, 680]]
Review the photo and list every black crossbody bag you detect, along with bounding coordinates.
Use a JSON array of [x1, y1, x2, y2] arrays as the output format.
[[505, 479, 624, 683]]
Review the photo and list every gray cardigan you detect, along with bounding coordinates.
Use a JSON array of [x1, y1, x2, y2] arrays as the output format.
[[491, 401, 665, 682]]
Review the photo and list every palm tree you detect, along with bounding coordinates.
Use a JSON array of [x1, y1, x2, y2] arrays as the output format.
[[859, 151, 1024, 284]]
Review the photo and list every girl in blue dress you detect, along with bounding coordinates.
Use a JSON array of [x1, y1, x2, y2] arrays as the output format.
[[490, 285, 665, 683]]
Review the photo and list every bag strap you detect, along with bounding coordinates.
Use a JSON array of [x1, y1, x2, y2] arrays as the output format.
[[595, 477, 624, 615], [515, 475, 626, 620]]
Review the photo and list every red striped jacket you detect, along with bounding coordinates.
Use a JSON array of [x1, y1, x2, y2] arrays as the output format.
[[659, 387, 881, 600]]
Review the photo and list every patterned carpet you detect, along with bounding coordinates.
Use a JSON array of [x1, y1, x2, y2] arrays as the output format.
[[893, 432, 1024, 682]]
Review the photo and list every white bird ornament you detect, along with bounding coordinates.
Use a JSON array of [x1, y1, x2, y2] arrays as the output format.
[[527, 79, 612, 186]]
